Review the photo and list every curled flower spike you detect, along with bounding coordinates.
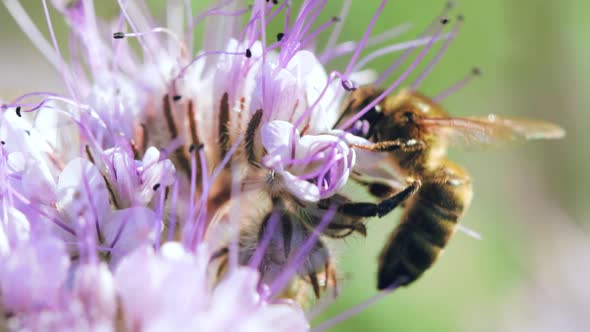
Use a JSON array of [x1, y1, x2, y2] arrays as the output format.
[[0, 0, 499, 331]]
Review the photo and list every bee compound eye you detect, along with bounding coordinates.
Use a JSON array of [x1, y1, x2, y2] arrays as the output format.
[[403, 112, 416, 122]]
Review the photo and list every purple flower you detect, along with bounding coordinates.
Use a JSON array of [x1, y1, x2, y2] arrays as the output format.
[[115, 242, 308, 332], [44, 157, 159, 265], [261, 120, 354, 202], [101, 146, 175, 207], [1, 236, 116, 331], [0, 236, 69, 313], [0, 0, 467, 330]]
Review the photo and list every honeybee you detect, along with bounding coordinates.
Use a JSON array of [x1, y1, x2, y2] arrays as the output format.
[[335, 86, 565, 289]]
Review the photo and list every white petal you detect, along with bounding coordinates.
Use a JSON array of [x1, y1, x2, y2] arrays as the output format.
[[74, 263, 117, 322], [104, 147, 138, 206], [211, 267, 261, 315], [56, 158, 110, 226], [240, 303, 310, 332], [261, 120, 297, 161], [281, 171, 320, 202], [138, 147, 176, 204], [115, 246, 162, 327]]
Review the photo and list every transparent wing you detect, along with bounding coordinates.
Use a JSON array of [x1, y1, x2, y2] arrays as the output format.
[[419, 114, 565, 146]]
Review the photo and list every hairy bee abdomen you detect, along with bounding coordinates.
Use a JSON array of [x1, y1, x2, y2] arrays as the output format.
[[377, 163, 472, 290]]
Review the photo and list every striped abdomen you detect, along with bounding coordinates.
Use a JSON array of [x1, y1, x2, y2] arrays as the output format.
[[377, 162, 472, 289]]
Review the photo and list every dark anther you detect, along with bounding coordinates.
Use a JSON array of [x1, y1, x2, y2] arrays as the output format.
[[24, 130, 30, 136], [272, 0, 278, 4], [276, 32, 285, 42], [189, 144, 196, 153], [153, 183, 161, 191], [172, 95, 182, 101], [16, 106, 22, 117], [113, 32, 125, 39], [1, 141, 5, 145], [332, 16, 341, 22], [245, 49, 252, 58], [441, 18, 449, 25], [472, 67, 482, 76]]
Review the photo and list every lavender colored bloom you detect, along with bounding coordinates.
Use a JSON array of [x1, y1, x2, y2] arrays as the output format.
[[0, 0, 467, 330], [261, 120, 355, 202], [115, 242, 307, 332]]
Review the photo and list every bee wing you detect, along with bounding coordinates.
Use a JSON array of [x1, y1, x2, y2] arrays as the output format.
[[420, 115, 565, 146]]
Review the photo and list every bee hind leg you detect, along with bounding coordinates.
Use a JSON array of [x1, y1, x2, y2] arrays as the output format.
[[338, 181, 421, 218], [351, 138, 425, 152]]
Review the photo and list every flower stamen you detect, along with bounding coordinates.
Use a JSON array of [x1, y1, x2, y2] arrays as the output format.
[[375, 1, 456, 85], [434, 67, 482, 102], [411, 15, 464, 90], [339, 18, 450, 131]]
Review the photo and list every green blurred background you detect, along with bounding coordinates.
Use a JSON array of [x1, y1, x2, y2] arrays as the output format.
[[1, 1, 588, 331]]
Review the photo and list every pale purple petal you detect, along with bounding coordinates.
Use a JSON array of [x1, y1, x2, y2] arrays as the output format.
[[115, 243, 209, 329], [56, 158, 110, 226], [261, 120, 296, 165], [0, 207, 31, 256], [137, 147, 176, 204], [73, 263, 117, 325], [0, 236, 69, 312], [101, 207, 160, 266], [280, 171, 321, 202], [103, 147, 138, 206], [261, 121, 355, 201]]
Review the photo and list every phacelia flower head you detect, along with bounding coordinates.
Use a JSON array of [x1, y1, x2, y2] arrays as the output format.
[[0, 0, 472, 330]]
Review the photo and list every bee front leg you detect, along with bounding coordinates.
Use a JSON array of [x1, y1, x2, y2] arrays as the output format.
[[352, 177, 398, 199], [338, 180, 421, 218], [351, 138, 425, 152]]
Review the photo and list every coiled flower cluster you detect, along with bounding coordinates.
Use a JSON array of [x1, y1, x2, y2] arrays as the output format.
[[0, 0, 463, 330]]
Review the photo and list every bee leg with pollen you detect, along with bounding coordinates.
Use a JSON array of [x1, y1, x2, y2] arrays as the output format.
[[350, 138, 426, 153], [338, 180, 421, 218]]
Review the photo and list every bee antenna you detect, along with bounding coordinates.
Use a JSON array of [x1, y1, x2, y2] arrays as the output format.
[[433, 66, 483, 102], [411, 15, 464, 90]]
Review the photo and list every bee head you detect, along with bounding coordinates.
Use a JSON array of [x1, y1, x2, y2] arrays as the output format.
[[379, 89, 450, 142], [341, 86, 385, 139]]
